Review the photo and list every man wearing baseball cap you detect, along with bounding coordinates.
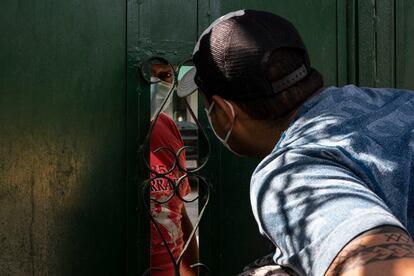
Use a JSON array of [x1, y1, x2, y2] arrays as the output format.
[[178, 10, 414, 276]]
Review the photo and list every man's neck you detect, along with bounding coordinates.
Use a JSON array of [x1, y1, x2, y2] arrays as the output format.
[[252, 87, 325, 159], [242, 108, 299, 159], [232, 86, 324, 159]]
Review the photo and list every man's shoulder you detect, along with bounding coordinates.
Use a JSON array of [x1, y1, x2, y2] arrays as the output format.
[[288, 84, 414, 140], [304, 85, 414, 105]]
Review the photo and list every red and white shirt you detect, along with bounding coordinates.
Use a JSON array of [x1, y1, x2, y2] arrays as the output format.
[[150, 113, 190, 275]]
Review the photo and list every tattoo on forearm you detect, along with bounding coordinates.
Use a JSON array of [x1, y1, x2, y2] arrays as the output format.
[[385, 232, 411, 243], [330, 227, 414, 275]]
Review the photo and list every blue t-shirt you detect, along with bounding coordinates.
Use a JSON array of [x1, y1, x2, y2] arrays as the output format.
[[250, 85, 414, 276]]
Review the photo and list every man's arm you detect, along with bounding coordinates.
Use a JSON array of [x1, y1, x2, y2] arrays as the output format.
[[326, 225, 414, 276]]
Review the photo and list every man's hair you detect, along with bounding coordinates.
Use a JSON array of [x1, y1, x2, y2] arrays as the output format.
[[236, 48, 324, 121]]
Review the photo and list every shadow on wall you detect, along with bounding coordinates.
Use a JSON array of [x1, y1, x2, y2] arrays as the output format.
[[0, 130, 127, 275]]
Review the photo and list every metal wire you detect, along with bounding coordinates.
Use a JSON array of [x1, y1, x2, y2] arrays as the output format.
[[139, 57, 211, 276]]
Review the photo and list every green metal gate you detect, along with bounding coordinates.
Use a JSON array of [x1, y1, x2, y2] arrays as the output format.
[[1, 0, 414, 275], [0, 0, 129, 275]]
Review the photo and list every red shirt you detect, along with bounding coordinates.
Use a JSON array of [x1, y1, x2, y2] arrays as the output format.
[[150, 113, 190, 275]]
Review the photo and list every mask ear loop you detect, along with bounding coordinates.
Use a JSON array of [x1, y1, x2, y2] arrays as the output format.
[[221, 99, 236, 144], [205, 100, 235, 144], [138, 56, 177, 173]]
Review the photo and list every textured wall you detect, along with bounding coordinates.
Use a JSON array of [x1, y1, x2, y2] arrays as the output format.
[[0, 0, 127, 275]]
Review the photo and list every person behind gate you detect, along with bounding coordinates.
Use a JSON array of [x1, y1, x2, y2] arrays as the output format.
[[150, 64, 198, 276]]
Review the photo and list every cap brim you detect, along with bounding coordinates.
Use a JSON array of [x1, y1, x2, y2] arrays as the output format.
[[177, 67, 198, 98]]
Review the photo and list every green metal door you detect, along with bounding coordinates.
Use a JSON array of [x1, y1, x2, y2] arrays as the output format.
[[0, 0, 131, 275], [2, 0, 414, 275], [396, 1, 414, 89]]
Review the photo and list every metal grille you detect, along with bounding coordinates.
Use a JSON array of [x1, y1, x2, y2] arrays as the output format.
[[139, 57, 211, 276]]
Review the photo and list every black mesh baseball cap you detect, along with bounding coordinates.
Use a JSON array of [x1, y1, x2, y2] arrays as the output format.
[[177, 9, 310, 101]]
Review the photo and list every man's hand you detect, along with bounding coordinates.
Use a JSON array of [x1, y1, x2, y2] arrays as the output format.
[[326, 226, 414, 276]]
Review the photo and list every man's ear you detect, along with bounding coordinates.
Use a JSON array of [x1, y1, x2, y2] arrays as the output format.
[[211, 95, 236, 130]]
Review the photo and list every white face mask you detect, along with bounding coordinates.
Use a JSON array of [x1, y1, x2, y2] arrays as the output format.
[[205, 100, 242, 156], [150, 77, 173, 118]]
